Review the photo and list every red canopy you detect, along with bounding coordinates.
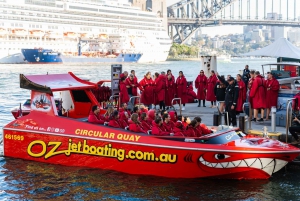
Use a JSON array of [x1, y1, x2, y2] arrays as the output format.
[[20, 72, 97, 93]]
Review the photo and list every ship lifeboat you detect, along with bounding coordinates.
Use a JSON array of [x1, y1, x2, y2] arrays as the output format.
[[29, 30, 44, 37], [99, 34, 108, 40], [46, 31, 62, 39], [63, 32, 78, 38], [80, 33, 94, 39], [0, 28, 7, 36], [11, 29, 27, 36]]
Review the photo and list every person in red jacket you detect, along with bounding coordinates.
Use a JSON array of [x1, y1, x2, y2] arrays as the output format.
[[119, 103, 131, 118], [126, 72, 139, 107], [169, 110, 177, 123], [247, 70, 255, 110], [195, 70, 207, 107], [175, 71, 188, 110], [139, 71, 154, 109], [187, 84, 197, 103], [264, 72, 280, 121], [167, 69, 175, 82], [194, 117, 213, 135], [102, 106, 114, 122], [151, 116, 173, 136], [249, 71, 266, 122], [119, 76, 130, 105], [206, 70, 218, 108], [173, 115, 185, 136], [129, 113, 146, 133], [155, 72, 167, 111], [119, 104, 129, 129], [165, 73, 176, 109], [152, 72, 160, 108], [108, 110, 122, 128], [88, 105, 105, 124], [236, 74, 246, 114], [184, 120, 198, 137], [140, 112, 152, 131], [162, 113, 174, 133], [147, 109, 156, 125]]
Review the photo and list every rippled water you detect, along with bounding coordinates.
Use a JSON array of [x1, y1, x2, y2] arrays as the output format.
[[1, 58, 300, 200]]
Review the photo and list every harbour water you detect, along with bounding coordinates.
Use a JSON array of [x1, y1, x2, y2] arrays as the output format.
[[1, 58, 300, 200]]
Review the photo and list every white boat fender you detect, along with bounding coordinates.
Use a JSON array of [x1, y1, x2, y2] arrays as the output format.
[[184, 138, 195, 143]]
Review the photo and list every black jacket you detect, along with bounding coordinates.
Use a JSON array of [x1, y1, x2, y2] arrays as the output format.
[[214, 77, 228, 101], [225, 81, 239, 106]]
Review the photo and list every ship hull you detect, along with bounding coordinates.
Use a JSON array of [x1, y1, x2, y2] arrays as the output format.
[[22, 49, 62, 63]]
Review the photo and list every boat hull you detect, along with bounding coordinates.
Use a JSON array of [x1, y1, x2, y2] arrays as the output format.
[[3, 125, 299, 179], [0, 53, 27, 64]]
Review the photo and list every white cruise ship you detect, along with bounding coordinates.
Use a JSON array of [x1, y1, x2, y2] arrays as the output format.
[[0, 0, 172, 63]]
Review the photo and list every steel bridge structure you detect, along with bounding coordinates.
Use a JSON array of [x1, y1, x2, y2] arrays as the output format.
[[167, 0, 300, 44]]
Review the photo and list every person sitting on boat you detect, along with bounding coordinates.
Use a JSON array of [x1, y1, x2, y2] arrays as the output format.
[[108, 110, 122, 128], [140, 112, 152, 130], [88, 105, 105, 124], [138, 104, 148, 117], [289, 116, 300, 145], [119, 103, 131, 118], [147, 109, 156, 125], [119, 109, 129, 129], [173, 115, 185, 136], [169, 110, 177, 123], [102, 106, 114, 122], [120, 76, 130, 105], [194, 117, 214, 135], [184, 120, 198, 137], [151, 116, 173, 136], [182, 116, 190, 129], [132, 106, 140, 117], [129, 113, 146, 133], [162, 113, 174, 133]]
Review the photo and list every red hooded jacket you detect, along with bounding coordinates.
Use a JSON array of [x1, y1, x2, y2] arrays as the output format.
[[88, 111, 105, 124], [151, 121, 170, 136]]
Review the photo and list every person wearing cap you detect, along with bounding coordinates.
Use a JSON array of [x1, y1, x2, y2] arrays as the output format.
[[195, 70, 207, 107], [225, 76, 239, 127], [206, 70, 218, 108], [242, 65, 250, 85], [264, 72, 279, 121], [249, 71, 266, 122]]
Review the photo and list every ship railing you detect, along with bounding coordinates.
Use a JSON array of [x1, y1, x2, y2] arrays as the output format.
[[286, 98, 295, 143], [171, 98, 182, 115]]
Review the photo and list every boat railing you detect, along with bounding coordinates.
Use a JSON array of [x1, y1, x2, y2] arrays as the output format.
[[286, 98, 295, 143], [243, 102, 252, 130], [109, 95, 120, 108], [129, 96, 141, 108], [171, 98, 182, 115]]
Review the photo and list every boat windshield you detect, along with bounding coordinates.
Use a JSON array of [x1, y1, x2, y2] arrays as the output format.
[[203, 130, 244, 144]]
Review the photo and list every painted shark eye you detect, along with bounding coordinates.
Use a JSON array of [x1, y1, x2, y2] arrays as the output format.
[[215, 154, 230, 160]]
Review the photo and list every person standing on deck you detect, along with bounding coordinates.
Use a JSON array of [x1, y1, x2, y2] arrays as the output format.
[[236, 74, 247, 114], [139, 71, 154, 109], [165, 73, 176, 109], [242, 65, 250, 85], [206, 70, 218, 108], [249, 71, 266, 122], [195, 70, 207, 107], [175, 71, 188, 111], [225, 77, 239, 127], [264, 72, 279, 121]]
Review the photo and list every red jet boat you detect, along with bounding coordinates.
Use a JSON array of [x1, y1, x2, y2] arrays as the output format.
[[2, 72, 300, 179]]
